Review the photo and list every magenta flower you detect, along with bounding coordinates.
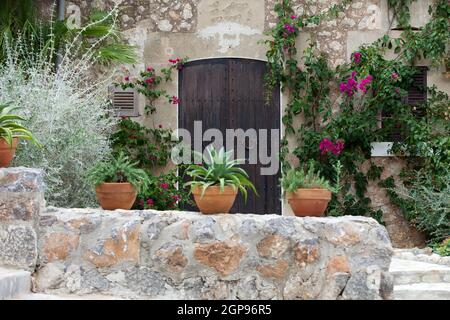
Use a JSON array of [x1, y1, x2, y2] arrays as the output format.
[[283, 24, 296, 33], [146, 198, 154, 206], [161, 183, 169, 189], [291, 15, 297, 20], [339, 71, 358, 97], [145, 77, 155, 84], [171, 96, 179, 105], [358, 75, 373, 93], [391, 72, 398, 79], [158, 124, 162, 128], [146, 66, 154, 72], [169, 58, 181, 64], [352, 52, 362, 64], [124, 76, 130, 81], [319, 138, 345, 156]]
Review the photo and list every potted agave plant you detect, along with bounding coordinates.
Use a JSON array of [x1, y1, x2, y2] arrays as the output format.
[[184, 146, 257, 214], [0, 102, 41, 167], [87, 152, 149, 210], [281, 161, 341, 217]]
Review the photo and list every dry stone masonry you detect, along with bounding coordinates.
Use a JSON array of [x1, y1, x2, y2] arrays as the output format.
[[0, 167, 394, 299]]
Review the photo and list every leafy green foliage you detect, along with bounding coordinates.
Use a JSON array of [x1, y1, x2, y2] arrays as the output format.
[[87, 152, 149, 192], [184, 146, 257, 201], [432, 238, 450, 257], [111, 118, 176, 168], [280, 160, 342, 194], [0, 102, 41, 147], [264, 0, 449, 229], [115, 59, 186, 114], [134, 168, 192, 211], [0, 2, 137, 65], [382, 171, 450, 243]]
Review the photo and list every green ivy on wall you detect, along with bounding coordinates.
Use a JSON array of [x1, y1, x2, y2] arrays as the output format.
[[265, 0, 450, 242]]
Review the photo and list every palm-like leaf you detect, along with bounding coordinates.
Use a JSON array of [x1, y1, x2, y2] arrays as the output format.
[[184, 146, 257, 201], [0, 102, 41, 147]]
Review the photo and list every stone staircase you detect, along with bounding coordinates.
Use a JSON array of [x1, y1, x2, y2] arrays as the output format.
[[0, 267, 31, 300], [390, 258, 450, 300]]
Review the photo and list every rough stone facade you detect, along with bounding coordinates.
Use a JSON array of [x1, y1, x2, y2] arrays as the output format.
[[36, 0, 448, 247], [0, 167, 394, 299], [0, 168, 43, 270], [35, 209, 394, 299]]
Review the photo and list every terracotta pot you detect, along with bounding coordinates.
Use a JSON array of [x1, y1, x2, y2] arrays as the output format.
[[192, 185, 237, 214], [286, 188, 332, 217], [0, 138, 18, 168], [95, 182, 137, 210]]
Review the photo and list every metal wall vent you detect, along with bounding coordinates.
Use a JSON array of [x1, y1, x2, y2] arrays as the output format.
[[111, 87, 139, 117]]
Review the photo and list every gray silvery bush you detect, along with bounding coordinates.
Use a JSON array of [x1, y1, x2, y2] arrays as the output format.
[[0, 11, 120, 207]]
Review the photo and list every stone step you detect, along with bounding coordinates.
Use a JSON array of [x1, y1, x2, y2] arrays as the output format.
[[14, 293, 125, 300], [390, 258, 450, 285], [0, 267, 31, 300], [394, 283, 450, 300]]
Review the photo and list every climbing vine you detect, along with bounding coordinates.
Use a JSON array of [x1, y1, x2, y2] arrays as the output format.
[[265, 0, 450, 239]]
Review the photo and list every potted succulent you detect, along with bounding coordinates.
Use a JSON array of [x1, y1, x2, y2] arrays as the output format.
[[87, 152, 149, 210], [184, 146, 257, 214], [0, 102, 41, 167], [281, 161, 341, 217]]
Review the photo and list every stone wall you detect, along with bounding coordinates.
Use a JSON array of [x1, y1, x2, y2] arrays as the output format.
[[0, 168, 43, 270], [0, 167, 394, 299]]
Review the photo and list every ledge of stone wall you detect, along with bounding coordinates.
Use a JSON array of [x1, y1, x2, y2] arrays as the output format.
[[35, 208, 394, 299], [0, 167, 394, 299], [0, 167, 44, 270]]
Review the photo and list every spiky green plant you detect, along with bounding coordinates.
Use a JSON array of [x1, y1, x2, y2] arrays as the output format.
[[87, 152, 149, 192], [184, 146, 257, 201], [281, 160, 342, 194], [0, 102, 40, 147]]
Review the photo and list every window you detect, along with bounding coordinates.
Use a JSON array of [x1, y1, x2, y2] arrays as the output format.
[[110, 87, 139, 117], [379, 66, 428, 142]]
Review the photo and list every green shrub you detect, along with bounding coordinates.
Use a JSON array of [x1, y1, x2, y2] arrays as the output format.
[[87, 152, 149, 192], [184, 146, 257, 200], [134, 169, 192, 211], [280, 160, 342, 194]]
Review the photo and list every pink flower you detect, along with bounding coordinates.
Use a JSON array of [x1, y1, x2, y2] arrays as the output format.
[[319, 138, 345, 156], [169, 58, 181, 64], [124, 76, 130, 81], [146, 198, 154, 206], [283, 24, 296, 33], [172, 195, 181, 201], [161, 183, 169, 189], [391, 72, 398, 79], [291, 15, 297, 19], [340, 71, 359, 97], [171, 96, 179, 105], [145, 77, 155, 84], [146, 66, 154, 72], [352, 52, 362, 64], [358, 75, 373, 93]]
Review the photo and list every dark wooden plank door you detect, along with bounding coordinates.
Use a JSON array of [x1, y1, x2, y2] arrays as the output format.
[[179, 58, 281, 214]]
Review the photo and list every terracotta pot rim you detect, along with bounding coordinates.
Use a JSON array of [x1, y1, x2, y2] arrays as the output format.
[[95, 182, 136, 193], [192, 185, 238, 195], [286, 188, 332, 200], [98, 182, 134, 186], [0, 137, 18, 148]]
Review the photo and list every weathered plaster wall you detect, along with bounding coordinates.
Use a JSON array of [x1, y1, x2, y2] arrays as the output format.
[[59, 0, 447, 248]]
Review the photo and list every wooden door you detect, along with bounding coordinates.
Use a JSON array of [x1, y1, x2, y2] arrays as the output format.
[[178, 58, 281, 214]]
